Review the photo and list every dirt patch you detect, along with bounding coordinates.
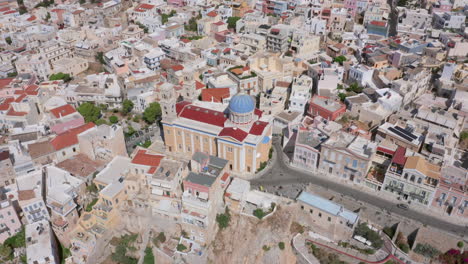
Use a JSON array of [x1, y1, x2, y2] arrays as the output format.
[[205, 205, 298, 264]]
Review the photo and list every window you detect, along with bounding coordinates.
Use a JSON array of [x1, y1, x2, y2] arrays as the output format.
[[417, 178, 422, 184], [227, 147, 233, 152], [309, 209, 313, 214], [166, 130, 170, 135], [327, 217, 331, 222], [204, 138, 208, 143], [301, 205, 304, 210], [318, 213, 322, 217], [72, 147, 76, 152], [177, 131, 181, 136], [329, 167, 332, 173], [352, 160, 358, 168], [62, 151, 66, 156], [410, 175, 415, 182]]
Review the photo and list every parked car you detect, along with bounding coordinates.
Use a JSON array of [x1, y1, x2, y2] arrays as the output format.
[[397, 203, 409, 210]]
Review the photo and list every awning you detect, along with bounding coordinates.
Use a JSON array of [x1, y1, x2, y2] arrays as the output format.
[[377, 146, 395, 155]]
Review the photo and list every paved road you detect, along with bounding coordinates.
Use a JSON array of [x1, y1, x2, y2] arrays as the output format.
[[251, 139, 468, 237]]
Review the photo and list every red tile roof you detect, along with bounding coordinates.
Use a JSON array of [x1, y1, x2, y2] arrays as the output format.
[[201, 88, 230, 103], [0, 78, 14, 89], [147, 167, 157, 174], [213, 21, 224, 26], [50, 104, 77, 118], [370, 20, 386, 27], [0, 7, 9, 12], [218, 127, 248, 142], [249, 121, 268, 135], [137, 3, 155, 9], [132, 149, 164, 167], [14, 94, 27, 103], [51, 123, 95, 150], [206, 11, 217, 17], [254, 109, 263, 118], [171, 64, 184, 71], [3, 10, 16, 15], [220, 172, 230, 182], [6, 108, 27, 116], [180, 38, 191, 43], [392, 146, 407, 166], [195, 81, 205, 90], [176, 101, 191, 115], [178, 105, 227, 127], [26, 15, 36, 21]]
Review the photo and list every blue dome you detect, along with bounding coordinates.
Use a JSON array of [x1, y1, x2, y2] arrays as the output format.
[[229, 93, 255, 114]]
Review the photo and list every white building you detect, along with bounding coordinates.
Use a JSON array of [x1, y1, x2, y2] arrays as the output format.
[[143, 48, 166, 71], [433, 12, 466, 30], [26, 220, 59, 264], [17, 171, 50, 224], [288, 75, 313, 113]]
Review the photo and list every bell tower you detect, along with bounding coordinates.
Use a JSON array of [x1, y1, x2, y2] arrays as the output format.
[[160, 83, 177, 121]]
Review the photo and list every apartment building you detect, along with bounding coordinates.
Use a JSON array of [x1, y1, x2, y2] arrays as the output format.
[[0, 199, 22, 243], [308, 95, 346, 121], [318, 132, 377, 185], [376, 122, 423, 152], [46, 166, 84, 246], [47, 104, 85, 135], [17, 171, 50, 224], [383, 155, 440, 206], [0, 150, 15, 187], [289, 75, 313, 113], [150, 158, 187, 218], [72, 73, 123, 109], [391, 67, 431, 106], [143, 48, 166, 71], [181, 152, 229, 244], [266, 27, 290, 53], [26, 220, 59, 264], [50, 122, 95, 163], [433, 12, 466, 30], [226, 65, 259, 94]]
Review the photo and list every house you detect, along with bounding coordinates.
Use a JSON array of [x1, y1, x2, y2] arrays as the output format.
[[376, 122, 423, 152], [77, 124, 127, 163], [289, 75, 313, 113], [292, 120, 328, 171], [433, 12, 465, 30], [225, 177, 250, 213], [0, 199, 22, 243], [0, 150, 15, 187], [308, 95, 346, 121], [50, 122, 95, 163], [297, 191, 359, 241], [17, 171, 50, 224], [383, 155, 440, 206], [47, 104, 85, 135], [181, 152, 229, 244], [26, 220, 59, 264]]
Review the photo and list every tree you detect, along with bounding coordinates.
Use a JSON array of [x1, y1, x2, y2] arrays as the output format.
[[460, 130, 468, 142], [227, 16, 241, 30], [135, 22, 148, 33], [95, 119, 107, 125], [347, 82, 363, 93], [278, 242, 285, 250], [161, 10, 176, 24], [7, 72, 17, 77], [79, 0, 85, 4], [333, 55, 347, 65], [185, 17, 198, 32], [45, 12, 51, 22], [338, 93, 347, 102], [253, 208, 266, 219], [49, 72, 71, 82], [216, 208, 231, 229], [176, 244, 187, 251], [77, 102, 101, 123], [121, 99, 134, 115], [5, 37, 12, 45], [0, 244, 12, 261], [18, 6, 27, 15], [457, 241, 464, 249], [95, 52, 105, 65], [143, 247, 154, 264], [143, 102, 161, 124], [109, 115, 118, 124]]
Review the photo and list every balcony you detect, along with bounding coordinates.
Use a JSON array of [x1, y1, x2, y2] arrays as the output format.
[[182, 192, 210, 209], [385, 184, 403, 193]]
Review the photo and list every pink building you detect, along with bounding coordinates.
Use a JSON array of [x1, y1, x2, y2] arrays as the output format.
[[167, 0, 184, 7], [345, 0, 357, 16], [0, 199, 22, 243], [432, 0, 452, 13], [431, 150, 468, 218], [308, 95, 346, 121], [48, 104, 85, 135]]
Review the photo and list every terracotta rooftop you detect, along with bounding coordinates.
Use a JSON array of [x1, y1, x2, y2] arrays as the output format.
[[218, 127, 248, 142], [50, 104, 77, 118], [28, 141, 55, 159], [56, 154, 102, 178], [405, 156, 440, 179], [18, 190, 35, 201], [50, 123, 95, 150], [132, 149, 164, 167], [201, 88, 230, 103]]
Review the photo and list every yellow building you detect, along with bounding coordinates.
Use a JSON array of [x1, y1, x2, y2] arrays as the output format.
[[162, 91, 272, 175]]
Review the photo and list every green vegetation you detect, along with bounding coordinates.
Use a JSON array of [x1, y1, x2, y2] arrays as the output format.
[[253, 208, 266, 219], [398, 243, 410, 253], [122, 99, 135, 115], [18, 6, 27, 15], [216, 207, 231, 229], [460, 130, 468, 142], [77, 102, 101, 123], [161, 10, 177, 24], [338, 93, 347, 102], [59, 243, 71, 264], [278, 242, 285, 250], [337, 84, 343, 90], [143, 247, 154, 264], [333, 55, 347, 65], [95, 51, 105, 65], [154, 232, 166, 244], [338, 241, 375, 255], [354, 223, 383, 249], [5, 37, 12, 45], [95, 119, 108, 125], [184, 13, 201, 32], [395, 232, 410, 253], [182, 35, 203, 40], [111, 234, 138, 264], [49, 72, 72, 82], [268, 147, 273, 159], [143, 102, 161, 124], [140, 140, 151, 148], [346, 82, 363, 94], [0, 227, 25, 261], [227, 16, 241, 30], [45, 12, 51, 22], [125, 125, 136, 138], [177, 244, 187, 252], [7, 72, 17, 77], [383, 226, 396, 239], [133, 115, 141, 123], [109, 115, 118, 124], [86, 182, 98, 193], [457, 241, 464, 248], [414, 243, 440, 258], [439, 249, 468, 264], [135, 22, 148, 33], [256, 161, 267, 172], [85, 198, 98, 212], [262, 245, 270, 251], [35, 0, 54, 8], [307, 241, 349, 264]]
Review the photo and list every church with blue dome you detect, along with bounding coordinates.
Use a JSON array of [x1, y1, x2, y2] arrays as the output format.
[[161, 91, 272, 175]]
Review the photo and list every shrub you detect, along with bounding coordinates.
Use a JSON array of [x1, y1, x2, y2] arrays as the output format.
[[49, 72, 72, 82], [354, 223, 383, 249], [268, 147, 273, 159], [278, 242, 285, 250], [86, 183, 98, 193], [77, 102, 101, 123], [216, 208, 231, 229], [133, 115, 141, 123], [414, 243, 440, 258], [109, 115, 118, 124], [457, 241, 464, 248], [143, 247, 154, 264], [157, 232, 166, 243], [253, 208, 266, 219], [383, 226, 395, 238], [85, 198, 98, 212], [262, 245, 270, 251], [398, 242, 410, 253], [177, 244, 187, 252]]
